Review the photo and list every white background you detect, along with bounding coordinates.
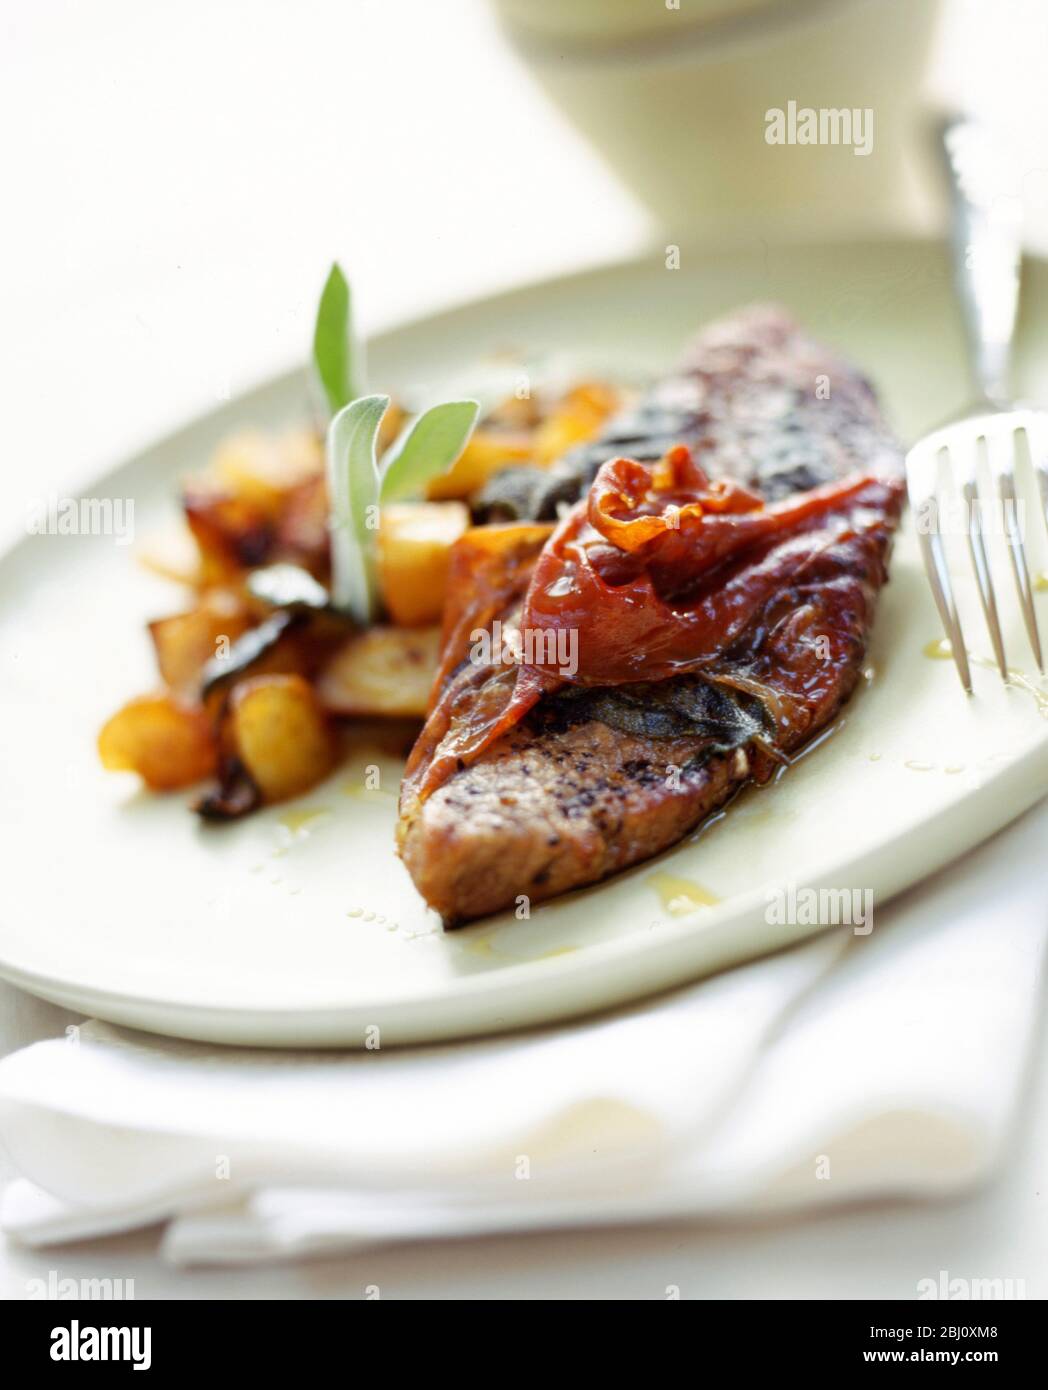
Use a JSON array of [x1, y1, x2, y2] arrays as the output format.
[[2, 0, 1048, 1299], [5, 0, 1048, 536], [1, 0, 650, 545]]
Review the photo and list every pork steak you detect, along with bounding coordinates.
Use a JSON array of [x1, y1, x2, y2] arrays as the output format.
[[398, 306, 905, 924]]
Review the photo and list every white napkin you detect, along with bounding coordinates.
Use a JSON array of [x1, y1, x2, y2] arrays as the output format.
[[1, 798, 1045, 1266]]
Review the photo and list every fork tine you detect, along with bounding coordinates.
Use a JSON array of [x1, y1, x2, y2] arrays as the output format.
[[956, 435, 1008, 680], [987, 425, 1044, 673], [917, 504, 972, 693]]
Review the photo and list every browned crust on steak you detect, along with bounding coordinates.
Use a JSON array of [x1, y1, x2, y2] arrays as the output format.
[[397, 306, 904, 924], [398, 624, 865, 924], [399, 721, 746, 922]]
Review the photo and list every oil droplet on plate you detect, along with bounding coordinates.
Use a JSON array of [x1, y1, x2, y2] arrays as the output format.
[[342, 780, 395, 800], [537, 946, 580, 960], [278, 807, 331, 834], [904, 760, 935, 772], [347, 907, 363, 918], [1035, 571, 1048, 593], [648, 872, 719, 917], [967, 655, 1048, 717], [923, 638, 954, 661], [956, 647, 1045, 717], [462, 935, 495, 956], [944, 764, 965, 774], [1005, 670, 1048, 718], [272, 806, 332, 855], [868, 752, 882, 762]]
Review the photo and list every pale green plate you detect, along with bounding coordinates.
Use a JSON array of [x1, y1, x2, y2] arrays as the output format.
[[2, 239, 1046, 1045]]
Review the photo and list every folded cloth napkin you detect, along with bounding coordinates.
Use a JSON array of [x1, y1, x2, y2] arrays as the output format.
[[1, 798, 1045, 1266]]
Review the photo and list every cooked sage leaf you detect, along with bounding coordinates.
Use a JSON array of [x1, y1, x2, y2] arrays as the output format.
[[379, 398, 480, 502], [325, 394, 389, 624], [313, 262, 362, 417], [326, 387, 479, 623]]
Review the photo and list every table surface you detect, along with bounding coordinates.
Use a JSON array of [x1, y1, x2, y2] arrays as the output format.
[[2, 0, 1047, 1299]]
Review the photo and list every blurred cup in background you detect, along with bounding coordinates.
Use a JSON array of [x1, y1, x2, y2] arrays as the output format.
[[492, 0, 943, 243]]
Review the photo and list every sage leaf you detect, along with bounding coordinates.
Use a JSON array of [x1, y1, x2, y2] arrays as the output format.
[[380, 399, 480, 503], [313, 263, 362, 416], [325, 394, 389, 623]]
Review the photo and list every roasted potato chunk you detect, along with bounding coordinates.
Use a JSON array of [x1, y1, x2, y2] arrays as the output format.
[[425, 428, 532, 501], [228, 674, 334, 803], [184, 483, 274, 585], [377, 502, 469, 627], [274, 473, 330, 575], [532, 383, 619, 465], [149, 591, 251, 697], [98, 695, 217, 790], [317, 626, 440, 718], [212, 428, 322, 518], [136, 521, 203, 586]]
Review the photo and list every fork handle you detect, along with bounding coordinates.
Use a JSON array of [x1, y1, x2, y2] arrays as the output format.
[[941, 115, 1022, 408]]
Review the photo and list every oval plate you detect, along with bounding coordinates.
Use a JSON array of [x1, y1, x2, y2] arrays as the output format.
[[3, 240, 1047, 1045]]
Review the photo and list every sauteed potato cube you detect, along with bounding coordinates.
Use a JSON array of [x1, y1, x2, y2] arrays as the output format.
[[425, 429, 532, 501], [377, 502, 469, 626], [183, 483, 273, 585], [149, 591, 251, 696], [229, 674, 334, 802], [98, 695, 217, 790], [532, 383, 619, 465], [317, 625, 440, 718], [274, 473, 330, 575], [136, 521, 202, 586], [212, 428, 323, 517]]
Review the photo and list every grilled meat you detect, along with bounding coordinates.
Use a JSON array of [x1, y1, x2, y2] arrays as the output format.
[[399, 306, 905, 924]]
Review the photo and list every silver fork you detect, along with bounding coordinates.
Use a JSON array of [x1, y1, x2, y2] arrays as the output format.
[[907, 116, 1048, 692]]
